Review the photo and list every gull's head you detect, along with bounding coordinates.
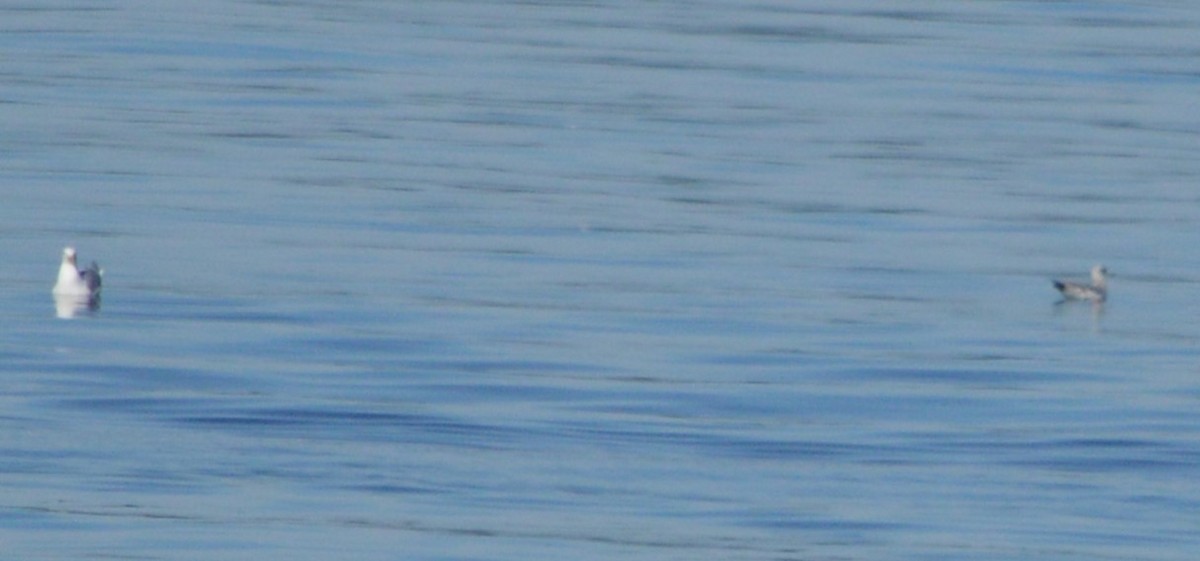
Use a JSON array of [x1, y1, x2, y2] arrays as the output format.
[[62, 246, 77, 265], [1091, 264, 1108, 284]]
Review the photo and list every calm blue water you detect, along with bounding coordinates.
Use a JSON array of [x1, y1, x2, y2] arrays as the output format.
[[3, 2, 1200, 560]]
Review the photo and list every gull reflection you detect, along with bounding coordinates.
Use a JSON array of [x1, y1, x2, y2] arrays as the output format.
[[54, 293, 101, 319]]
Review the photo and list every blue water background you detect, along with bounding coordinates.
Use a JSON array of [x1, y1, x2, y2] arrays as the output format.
[[3, 2, 1200, 560]]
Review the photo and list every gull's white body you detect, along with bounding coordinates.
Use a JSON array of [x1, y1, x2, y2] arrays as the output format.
[[53, 247, 102, 298], [1053, 265, 1107, 302]]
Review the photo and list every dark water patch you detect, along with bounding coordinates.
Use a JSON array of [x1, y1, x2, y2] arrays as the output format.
[[17, 503, 197, 523], [293, 335, 444, 356], [1022, 455, 1193, 474], [178, 407, 522, 449], [1125, 492, 1200, 511], [0, 448, 99, 476], [855, 8, 990, 24], [350, 483, 438, 496], [910, 432, 1200, 475], [549, 421, 883, 462], [775, 200, 929, 217], [1008, 437, 1200, 474], [571, 54, 724, 73], [410, 382, 610, 404], [63, 396, 218, 416], [550, 422, 715, 450], [833, 366, 1095, 386], [572, 389, 793, 420], [669, 20, 913, 45], [837, 290, 931, 304], [708, 438, 888, 462], [628, 315, 781, 337], [747, 514, 907, 534], [180, 408, 425, 427], [398, 358, 603, 377], [208, 130, 300, 141], [110, 294, 312, 325], [330, 515, 767, 556], [0, 506, 99, 532], [94, 467, 213, 495], [1023, 212, 1148, 225], [696, 351, 816, 368], [99, 37, 359, 63], [47, 363, 245, 393]]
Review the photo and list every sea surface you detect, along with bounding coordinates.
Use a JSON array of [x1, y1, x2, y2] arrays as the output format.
[[3, 2, 1200, 560]]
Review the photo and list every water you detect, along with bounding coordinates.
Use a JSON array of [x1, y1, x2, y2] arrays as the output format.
[[3, 1, 1200, 559]]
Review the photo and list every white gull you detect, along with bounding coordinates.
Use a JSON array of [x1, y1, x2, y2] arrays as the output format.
[[53, 246, 102, 299], [1053, 264, 1107, 302]]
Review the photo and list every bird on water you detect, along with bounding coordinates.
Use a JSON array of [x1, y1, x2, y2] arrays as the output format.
[[1053, 264, 1107, 302], [53, 246, 103, 299]]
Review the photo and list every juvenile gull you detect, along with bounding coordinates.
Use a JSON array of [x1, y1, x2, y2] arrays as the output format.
[[53, 246, 102, 298], [1053, 264, 1107, 302]]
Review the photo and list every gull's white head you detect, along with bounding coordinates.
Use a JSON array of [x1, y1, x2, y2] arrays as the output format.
[[1091, 264, 1108, 286], [62, 246, 77, 265]]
